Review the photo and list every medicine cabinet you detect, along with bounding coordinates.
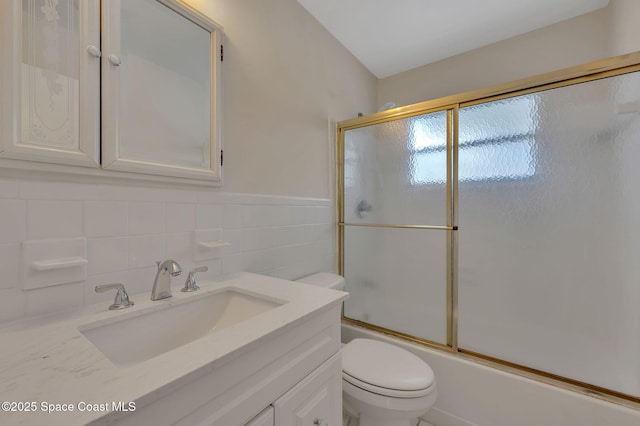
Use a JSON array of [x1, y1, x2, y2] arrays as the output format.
[[0, 0, 223, 184]]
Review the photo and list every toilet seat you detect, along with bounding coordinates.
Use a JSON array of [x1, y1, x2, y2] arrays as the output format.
[[342, 338, 435, 398], [343, 371, 435, 398]]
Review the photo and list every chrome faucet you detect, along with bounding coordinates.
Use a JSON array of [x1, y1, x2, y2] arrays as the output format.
[[151, 260, 182, 301], [182, 266, 208, 292], [95, 283, 134, 310]]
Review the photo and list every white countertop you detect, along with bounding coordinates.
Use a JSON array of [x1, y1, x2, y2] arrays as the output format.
[[0, 273, 347, 426]]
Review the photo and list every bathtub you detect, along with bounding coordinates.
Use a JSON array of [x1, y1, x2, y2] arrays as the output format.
[[341, 323, 640, 426]]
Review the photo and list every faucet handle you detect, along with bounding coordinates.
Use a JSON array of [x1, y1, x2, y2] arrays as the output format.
[[95, 283, 134, 310], [181, 266, 208, 293]]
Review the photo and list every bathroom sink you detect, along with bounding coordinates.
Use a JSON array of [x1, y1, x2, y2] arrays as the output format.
[[79, 288, 285, 366]]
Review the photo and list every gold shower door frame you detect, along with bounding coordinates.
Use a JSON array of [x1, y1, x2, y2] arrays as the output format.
[[338, 104, 458, 352], [337, 51, 640, 406]]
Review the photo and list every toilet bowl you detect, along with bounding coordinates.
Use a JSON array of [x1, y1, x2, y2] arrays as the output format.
[[296, 273, 437, 426]]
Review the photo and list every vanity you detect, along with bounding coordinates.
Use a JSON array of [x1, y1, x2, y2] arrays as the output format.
[[0, 273, 347, 425]]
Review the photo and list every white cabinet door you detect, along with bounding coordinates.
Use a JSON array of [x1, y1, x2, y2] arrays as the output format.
[[101, 0, 223, 183], [245, 407, 274, 426], [0, 0, 100, 167], [274, 353, 342, 426]]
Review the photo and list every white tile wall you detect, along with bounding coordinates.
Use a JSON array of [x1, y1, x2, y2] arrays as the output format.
[[0, 244, 19, 290], [0, 178, 336, 324], [0, 289, 26, 323], [26, 282, 84, 318], [221, 205, 243, 229], [165, 232, 193, 262], [27, 200, 83, 239], [196, 204, 221, 229], [84, 201, 128, 237], [0, 179, 19, 198], [166, 203, 196, 233], [0, 199, 26, 243], [88, 237, 129, 275], [129, 202, 165, 235], [129, 234, 166, 269]]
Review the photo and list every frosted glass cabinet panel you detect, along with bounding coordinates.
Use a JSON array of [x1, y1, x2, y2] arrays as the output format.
[[0, 0, 100, 167], [458, 72, 640, 396], [102, 0, 222, 182], [343, 110, 449, 226], [343, 226, 448, 344], [1, 0, 223, 184]]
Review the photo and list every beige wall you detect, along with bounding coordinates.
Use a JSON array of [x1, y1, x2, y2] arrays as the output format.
[[609, 0, 640, 56], [187, 0, 377, 199], [377, 0, 640, 109]]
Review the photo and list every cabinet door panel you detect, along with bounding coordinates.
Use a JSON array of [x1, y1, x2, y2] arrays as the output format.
[[0, 0, 100, 167], [274, 353, 342, 426], [245, 407, 274, 426], [101, 0, 223, 183]]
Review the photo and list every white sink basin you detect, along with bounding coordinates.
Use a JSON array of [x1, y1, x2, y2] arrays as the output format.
[[79, 288, 285, 366]]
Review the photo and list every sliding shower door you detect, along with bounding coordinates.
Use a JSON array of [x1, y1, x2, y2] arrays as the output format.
[[341, 109, 453, 345], [339, 54, 640, 402], [457, 71, 640, 397]]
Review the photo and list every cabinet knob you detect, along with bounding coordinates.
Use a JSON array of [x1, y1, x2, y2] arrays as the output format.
[[313, 419, 325, 426], [86, 45, 101, 58], [108, 54, 122, 66]]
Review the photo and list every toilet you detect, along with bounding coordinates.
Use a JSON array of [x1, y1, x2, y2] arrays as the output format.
[[296, 273, 437, 426]]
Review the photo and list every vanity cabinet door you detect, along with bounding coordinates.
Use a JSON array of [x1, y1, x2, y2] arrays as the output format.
[[0, 0, 100, 167], [274, 353, 342, 426], [245, 406, 274, 426]]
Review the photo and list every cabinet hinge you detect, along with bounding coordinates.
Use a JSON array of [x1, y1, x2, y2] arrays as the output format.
[[220, 45, 224, 62], [220, 150, 223, 166]]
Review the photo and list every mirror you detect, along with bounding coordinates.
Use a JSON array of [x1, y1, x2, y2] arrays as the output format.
[[101, 0, 222, 183]]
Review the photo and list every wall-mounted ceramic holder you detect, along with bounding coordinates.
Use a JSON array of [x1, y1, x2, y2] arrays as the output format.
[[22, 237, 87, 290], [194, 229, 230, 261]]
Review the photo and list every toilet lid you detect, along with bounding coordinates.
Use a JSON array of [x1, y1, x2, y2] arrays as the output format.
[[342, 371, 435, 398], [342, 338, 435, 392]]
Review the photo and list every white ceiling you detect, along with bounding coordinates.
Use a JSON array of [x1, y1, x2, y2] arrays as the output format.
[[297, 0, 610, 78]]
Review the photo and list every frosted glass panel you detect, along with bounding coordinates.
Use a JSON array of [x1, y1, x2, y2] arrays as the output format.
[[458, 72, 640, 396], [119, 0, 211, 168], [343, 226, 447, 344], [21, 0, 80, 150], [343, 111, 448, 225]]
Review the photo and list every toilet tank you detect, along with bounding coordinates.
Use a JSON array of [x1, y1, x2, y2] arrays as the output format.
[[296, 272, 345, 291]]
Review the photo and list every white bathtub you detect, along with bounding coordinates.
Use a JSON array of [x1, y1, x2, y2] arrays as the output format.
[[341, 323, 640, 426]]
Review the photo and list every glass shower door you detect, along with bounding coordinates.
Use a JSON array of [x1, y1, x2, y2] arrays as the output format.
[[341, 109, 453, 345], [457, 72, 640, 397]]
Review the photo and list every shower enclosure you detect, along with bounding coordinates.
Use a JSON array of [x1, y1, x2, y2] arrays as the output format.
[[337, 53, 640, 404]]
